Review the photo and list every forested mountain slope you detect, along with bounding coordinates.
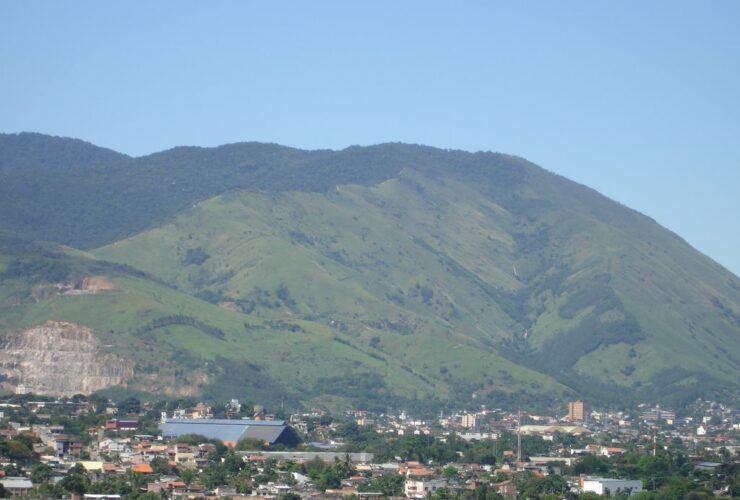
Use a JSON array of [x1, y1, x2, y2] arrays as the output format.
[[1, 132, 738, 408]]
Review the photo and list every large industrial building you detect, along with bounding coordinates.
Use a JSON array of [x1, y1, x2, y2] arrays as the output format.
[[581, 477, 643, 496], [159, 419, 300, 447]]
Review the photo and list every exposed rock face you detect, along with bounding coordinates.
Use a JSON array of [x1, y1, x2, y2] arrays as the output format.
[[0, 321, 133, 395], [31, 276, 120, 301], [74, 276, 119, 293]]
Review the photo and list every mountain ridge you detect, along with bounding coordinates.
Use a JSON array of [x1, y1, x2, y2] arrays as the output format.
[[2, 132, 717, 272], [0, 133, 722, 257]]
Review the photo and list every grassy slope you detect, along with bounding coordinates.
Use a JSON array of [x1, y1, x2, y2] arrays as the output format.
[[0, 234, 436, 408], [95, 171, 569, 403], [94, 167, 740, 405]]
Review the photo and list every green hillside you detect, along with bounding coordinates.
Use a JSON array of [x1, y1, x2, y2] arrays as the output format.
[[93, 169, 740, 406], [1, 132, 739, 408], [0, 231, 561, 410]]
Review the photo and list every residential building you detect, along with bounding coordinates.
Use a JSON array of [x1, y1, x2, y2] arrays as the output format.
[[568, 400, 588, 422], [0, 477, 33, 496], [105, 419, 140, 431], [641, 408, 676, 422], [461, 414, 478, 429], [404, 478, 446, 498]]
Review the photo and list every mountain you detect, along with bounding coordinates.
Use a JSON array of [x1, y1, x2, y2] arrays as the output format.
[[0, 132, 738, 410]]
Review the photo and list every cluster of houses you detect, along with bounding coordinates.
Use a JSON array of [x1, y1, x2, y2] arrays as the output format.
[[0, 397, 736, 498], [333, 400, 739, 454]]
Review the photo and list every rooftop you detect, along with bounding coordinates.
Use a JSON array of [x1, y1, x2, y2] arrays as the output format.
[[159, 418, 291, 444]]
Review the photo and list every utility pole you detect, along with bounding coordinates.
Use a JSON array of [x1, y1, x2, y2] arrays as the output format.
[[653, 427, 657, 457], [517, 409, 522, 463]]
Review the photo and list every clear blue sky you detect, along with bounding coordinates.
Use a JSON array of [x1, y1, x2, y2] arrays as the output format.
[[1, 1, 739, 276]]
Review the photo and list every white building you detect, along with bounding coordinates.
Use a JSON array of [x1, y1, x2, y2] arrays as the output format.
[[582, 478, 643, 496], [404, 478, 446, 498], [459, 431, 498, 441], [98, 438, 131, 454]]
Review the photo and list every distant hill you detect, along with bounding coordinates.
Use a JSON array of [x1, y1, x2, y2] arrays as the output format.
[[0, 132, 738, 410]]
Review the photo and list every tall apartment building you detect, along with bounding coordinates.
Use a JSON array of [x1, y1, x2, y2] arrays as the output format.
[[568, 400, 589, 422], [461, 414, 478, 429]]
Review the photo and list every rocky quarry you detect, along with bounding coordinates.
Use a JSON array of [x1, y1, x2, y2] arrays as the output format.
[[0, 320, 133, 396]]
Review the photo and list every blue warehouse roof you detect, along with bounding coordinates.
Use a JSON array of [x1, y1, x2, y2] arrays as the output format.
[[159, 419, 292, 444]]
